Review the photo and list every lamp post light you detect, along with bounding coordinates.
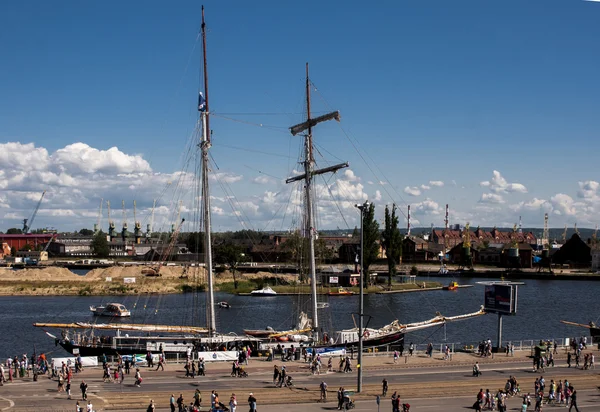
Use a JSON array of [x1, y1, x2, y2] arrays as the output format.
[[354, 201, 369, 393]]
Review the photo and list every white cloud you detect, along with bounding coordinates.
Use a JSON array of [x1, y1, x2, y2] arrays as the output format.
[[577, 180, 599, 200], [404, 186, 421, 196], [210, 172, 243, 184], [420, 184, 431, 191], [252, 175, 275, 185], [374, 190, 382, 202], [52, 143, 151, 175], [550, 193, 577, 216], [411, 198, 440, 215], [343, 170, 359, 182], [480, 170, 527, 194], [429, 181, 444, 187], [479, 193, 505, 204]]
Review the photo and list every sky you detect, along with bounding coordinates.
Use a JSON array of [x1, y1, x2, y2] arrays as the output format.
[[1, 0, 600, 234]]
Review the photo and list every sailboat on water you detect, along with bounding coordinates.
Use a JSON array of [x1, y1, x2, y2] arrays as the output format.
[[33, 7, 257, 358], [244, 65, 486, 348]]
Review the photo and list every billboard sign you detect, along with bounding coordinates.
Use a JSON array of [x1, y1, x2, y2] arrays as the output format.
[[329, 276, 339, 284], [484, 284, 517, 314]]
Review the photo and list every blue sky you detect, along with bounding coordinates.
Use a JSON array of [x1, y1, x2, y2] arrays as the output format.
[[1, 0, 599, 233]]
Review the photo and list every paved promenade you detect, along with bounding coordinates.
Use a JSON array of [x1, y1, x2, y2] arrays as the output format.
[[0, 348, 598, 411]]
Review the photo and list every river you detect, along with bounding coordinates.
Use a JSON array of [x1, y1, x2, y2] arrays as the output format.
[[1, 276, 596, 360]]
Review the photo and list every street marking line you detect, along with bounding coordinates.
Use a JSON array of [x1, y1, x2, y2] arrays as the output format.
[[88, 392, 108, 404], [0, 396, 15, 411]]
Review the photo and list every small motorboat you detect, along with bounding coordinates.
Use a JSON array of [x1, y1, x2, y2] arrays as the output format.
[[90, 303, 131, 317], [327, 287, 354, 296], [217, 301, 231, 308], [317, 302, 330, 309], [443, 281, 459, 291], [250, 286, 277, 296]]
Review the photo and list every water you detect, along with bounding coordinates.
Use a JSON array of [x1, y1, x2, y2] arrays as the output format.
[[1, 276, 597, 360]]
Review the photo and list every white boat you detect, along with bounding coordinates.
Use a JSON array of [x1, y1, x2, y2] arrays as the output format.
[[250, 286, 277, 296], [217, 301, 231, 308], [90, 303, 131, 317]]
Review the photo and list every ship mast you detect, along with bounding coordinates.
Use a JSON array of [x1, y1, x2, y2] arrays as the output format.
[[287, 63, 348, 341], [200, 5, 216, 336]]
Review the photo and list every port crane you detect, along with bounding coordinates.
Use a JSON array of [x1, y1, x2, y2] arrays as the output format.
[[121, 200, 128, 241], [145, 199, 156, 242], [133, 200, 141, 243], [107, 200, 115, 240], [93, 198, 103, 234], [22, 191, 46, 234]]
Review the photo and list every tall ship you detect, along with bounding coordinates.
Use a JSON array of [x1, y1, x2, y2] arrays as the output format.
[[242, 65, 485, 349], [34, 7, 257, 357]]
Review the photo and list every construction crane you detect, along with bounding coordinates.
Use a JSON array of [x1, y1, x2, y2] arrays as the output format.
[[146, 199, 156, 242], [460, 222, 472, 269], [562, 225, 567, 244], [107, 200, 115, 241], [121, 200, 128, 242], [22, 191, 46, 234], [133, 200, 141, 244], [93, 198, 103, 234]]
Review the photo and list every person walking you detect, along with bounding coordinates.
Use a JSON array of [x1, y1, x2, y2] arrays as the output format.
[[146, 399, 155, 412], [80, 380, 88, 400], [320, 381, 328, 401], [248, 393, 257, 412], [176, 393, 184, 412], [169, 394, 176, 412], [337, 387, 344, 410], [382, 378, 388, 396], [568, 387, 580, 412], [229, 394, 237, 412]]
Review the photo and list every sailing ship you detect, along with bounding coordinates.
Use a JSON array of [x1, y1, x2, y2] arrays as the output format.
[[33, 7, 257, 357], [244, 65, 486, 349], [560, 320, 600, 344]]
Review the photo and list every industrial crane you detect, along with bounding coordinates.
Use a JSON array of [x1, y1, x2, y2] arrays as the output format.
[[460, 222, 472, 269], [93, 198, 103, 234], [22, 191, 46, 234], [133, 200, 142, 244], [121, 200, 128, 241], [107, 200, 115, 240], [146, 199, 156, 242]]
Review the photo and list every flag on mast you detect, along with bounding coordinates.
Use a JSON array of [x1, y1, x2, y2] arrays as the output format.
[[198, 92, 206, 112]]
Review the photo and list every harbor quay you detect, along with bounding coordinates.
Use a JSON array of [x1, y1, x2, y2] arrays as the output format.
[[0, 345, 598, 411]]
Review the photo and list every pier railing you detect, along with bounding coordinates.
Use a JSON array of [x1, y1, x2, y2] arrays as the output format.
[[365, 337, 575, 358]]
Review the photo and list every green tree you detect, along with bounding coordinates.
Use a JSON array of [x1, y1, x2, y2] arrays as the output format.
[[214, 242, 245, 290], [361, 202, 380, 287], [351, 226, 359, 238], [185, 232, 204, 254], [79, 228, 94, 236], [315, 237, 334, 262], [283, 230, 308, 282], [91, 231, 110, 258], [6, 228, 22, 234], [381, 205, 403, 287], [19, 244, 33, 252]]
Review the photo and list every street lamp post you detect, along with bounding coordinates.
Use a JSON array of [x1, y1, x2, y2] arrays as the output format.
[[355, 201, 368, 393]]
